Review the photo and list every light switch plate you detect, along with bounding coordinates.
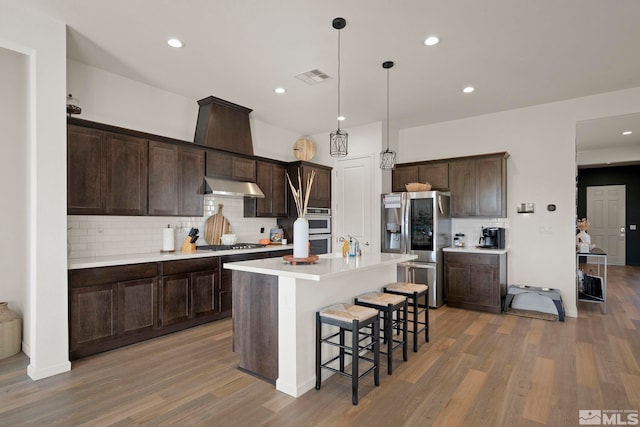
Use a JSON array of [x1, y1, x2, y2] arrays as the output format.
[[517, 203, 535, 214], [631, 225, 637, 231]]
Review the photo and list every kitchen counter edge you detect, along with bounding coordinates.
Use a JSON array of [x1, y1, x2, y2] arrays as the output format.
[[224, 252, 417, 281], [68, 245, 294, 270], [443, 246, 508, 255]]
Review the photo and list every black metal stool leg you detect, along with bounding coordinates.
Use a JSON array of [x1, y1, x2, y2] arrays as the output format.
[[373, 319, 380, 386], [315, 313, 321, 390], [425, 293, 430, 343], [351, 320, 359, 405], [402, 300, 408, 361], [386, 306, 393, 374]]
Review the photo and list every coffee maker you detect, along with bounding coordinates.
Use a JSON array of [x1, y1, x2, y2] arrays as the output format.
[[479, 227, 505, 249]]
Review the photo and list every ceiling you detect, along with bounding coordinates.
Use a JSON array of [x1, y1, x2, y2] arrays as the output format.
[[14, 0, 640, 141]]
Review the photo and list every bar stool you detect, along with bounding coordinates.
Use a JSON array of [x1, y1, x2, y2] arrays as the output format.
[[354, 292, 407, 375], [384, 282, 429, 352], [316, 303, 380, 405]]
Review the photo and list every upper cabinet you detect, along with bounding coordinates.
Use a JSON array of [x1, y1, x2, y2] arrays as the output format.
[[194, 96, 253, 156], [68, 118, 205, 217], [288, 162, 332, 209], [449, 153, 508, 217], [392, 152, 508, 218], [392, 161, 449, 192], [68, 124, 148, 216], [205, 151, 256, 182], [244, 160, 288, 218], [148, 141, 204, 216]]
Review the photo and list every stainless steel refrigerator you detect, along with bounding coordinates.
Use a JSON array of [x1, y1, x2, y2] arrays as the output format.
[[381, 191, 451, 307]]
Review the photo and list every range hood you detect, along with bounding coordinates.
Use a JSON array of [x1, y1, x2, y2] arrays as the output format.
[[204, 177, 264, 198]]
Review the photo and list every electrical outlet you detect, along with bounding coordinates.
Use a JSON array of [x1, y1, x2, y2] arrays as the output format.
[[260, 227, 265, 233], [631, 225, 637, 231]]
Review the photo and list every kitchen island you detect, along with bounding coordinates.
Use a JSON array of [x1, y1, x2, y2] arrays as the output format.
[[224, 251, 416, 398]]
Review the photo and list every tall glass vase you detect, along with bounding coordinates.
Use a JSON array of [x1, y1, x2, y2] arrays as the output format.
[[293, 217, 309, 259]]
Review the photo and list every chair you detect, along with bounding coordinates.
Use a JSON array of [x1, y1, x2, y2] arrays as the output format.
[[384, 282, 429, 352], [316, 303, 380, 405], [354, 292, 408, 374]]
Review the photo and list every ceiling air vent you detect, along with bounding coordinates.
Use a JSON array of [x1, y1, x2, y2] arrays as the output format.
[[294, 69, 331, 85]]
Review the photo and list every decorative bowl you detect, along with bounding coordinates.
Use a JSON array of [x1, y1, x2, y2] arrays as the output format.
[[221, 234, 237, 245], [405, 182, 432, 192]]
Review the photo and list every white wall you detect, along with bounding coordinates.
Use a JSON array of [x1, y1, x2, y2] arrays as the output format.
[[400, 87, 640, 317], [0, 2, 70, 379], [0, 47, 28, 320]]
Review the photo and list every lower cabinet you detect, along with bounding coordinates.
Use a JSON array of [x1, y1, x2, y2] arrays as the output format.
[[69, 263, 159, 359], [69, 252, 294, 360], [159, 258, 219, 327], [444, 252, 506, 313]]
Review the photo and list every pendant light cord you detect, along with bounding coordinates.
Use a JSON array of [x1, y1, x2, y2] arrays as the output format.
[[337, 29, 341, 130], [386, 66, 390, 151]]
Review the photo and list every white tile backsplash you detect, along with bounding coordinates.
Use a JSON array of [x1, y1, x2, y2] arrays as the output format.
[[451, 217, 510, 248], [67, 195, 277, 258]]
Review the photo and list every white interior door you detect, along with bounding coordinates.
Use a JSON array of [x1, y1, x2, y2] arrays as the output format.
[[587, 185, 626, 265], [334, 155, 374, 254]]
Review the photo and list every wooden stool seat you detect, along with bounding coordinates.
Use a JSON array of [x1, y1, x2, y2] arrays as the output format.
[[354, 292, 408, 375], [384, 282, 429, 352], [316, 303, 380, 405]]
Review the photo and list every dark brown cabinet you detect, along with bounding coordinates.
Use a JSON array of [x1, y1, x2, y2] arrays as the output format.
[[67, 126, 104, 214], [444, 252, 506, 314], [67, 125, 148, 215], [148, 141, 204, 216], [391, 165, 418, 192], [160, 258, 219, 325], [392, 161, 449, 192], [244, 160, 288, 217], [68, 263, 158, 359], [419, 162, 449, 190], [205, 151, 256, 182], [449, 153, 507, 217], [287, 162, 332, 209]]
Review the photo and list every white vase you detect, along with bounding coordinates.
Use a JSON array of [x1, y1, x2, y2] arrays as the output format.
[[293, 217, 309, 259]]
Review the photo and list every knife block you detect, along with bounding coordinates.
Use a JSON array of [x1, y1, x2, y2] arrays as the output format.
[[180, 237, 196, 253]]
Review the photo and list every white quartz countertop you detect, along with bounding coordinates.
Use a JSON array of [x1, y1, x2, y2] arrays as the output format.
[[443, 246, 508, 255], [68, 245, 293, 270], [223, 252, 417, 281]]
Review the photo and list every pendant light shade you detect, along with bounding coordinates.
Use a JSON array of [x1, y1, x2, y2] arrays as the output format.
[[330, 17, 348, 158], [380, 61, 396, 169]]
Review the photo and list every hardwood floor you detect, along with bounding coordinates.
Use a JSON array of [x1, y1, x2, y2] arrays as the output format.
[[1, 265, 638, 426]]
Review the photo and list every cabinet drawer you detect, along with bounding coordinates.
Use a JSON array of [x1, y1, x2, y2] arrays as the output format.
[[445, 252, 499, 266], [161, 257, 219, 275], [70, 263, 158, 288]]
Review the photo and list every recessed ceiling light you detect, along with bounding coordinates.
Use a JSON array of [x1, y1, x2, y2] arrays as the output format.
[[167, 38, 183, 48], [274, 87, 286, 94], [462, 86, 475, 93], [622, 130, 633, 135], [337, 116, 345, 121], [424, 36, 440, 46]]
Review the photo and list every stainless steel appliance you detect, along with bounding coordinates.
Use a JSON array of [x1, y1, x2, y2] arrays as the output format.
[[306, 207, 332, 234], [381, 191, 451, 307], [305, 207, 332, 255], [309, 234, 332, 255], [479, 227, 506, 249]]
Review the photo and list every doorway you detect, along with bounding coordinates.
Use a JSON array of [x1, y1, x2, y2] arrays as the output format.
[[586, 185, 626, 265]]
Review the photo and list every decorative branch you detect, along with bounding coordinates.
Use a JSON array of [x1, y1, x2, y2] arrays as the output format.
[[286, 168, 316, 218]]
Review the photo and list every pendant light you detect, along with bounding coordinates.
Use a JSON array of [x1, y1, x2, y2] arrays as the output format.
[[330, 17, 348, 158], [380, 61, 396, 169]]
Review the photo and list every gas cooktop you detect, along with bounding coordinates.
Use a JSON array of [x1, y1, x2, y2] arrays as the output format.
[[196, 243, 267, 251]]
